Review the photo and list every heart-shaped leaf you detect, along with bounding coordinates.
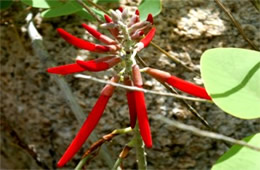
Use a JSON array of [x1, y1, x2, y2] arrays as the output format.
[[138, 0, 162, 21], [212, 133, 260, 170], [21, 0, 64, 8], [41, 1, 82, 18], [201, 48, 260, 119]]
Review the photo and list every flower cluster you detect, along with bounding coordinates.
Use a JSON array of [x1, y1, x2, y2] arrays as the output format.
[[47, 7, 211, 168]]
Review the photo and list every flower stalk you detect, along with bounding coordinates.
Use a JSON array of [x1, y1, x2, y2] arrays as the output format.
[[134, 123, 147, 170], [46, 5, 213, 168]]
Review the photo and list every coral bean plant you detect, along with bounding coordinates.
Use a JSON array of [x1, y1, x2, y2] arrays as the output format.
[[46, 7, 212, 168]]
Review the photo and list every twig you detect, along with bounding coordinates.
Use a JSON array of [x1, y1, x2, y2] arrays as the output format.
[[154, 115, 260, 152], [160, 81, 211, 129], [76, 0, 103, 24], [150, 41, 200, 75], [76, 127, 132, 169], [136, 54, 148, 67], [85, 0, 109, 15], [81, 127, 132, 159], [214, 0, 259, 51], [26, 13, 114, 168], [75, 74, 211, 103]]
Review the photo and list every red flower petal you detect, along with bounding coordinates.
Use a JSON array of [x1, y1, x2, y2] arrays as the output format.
[[104, 14, 113, 23], [135, 9, 140, 16], [76, 60, 109, 72], [124, 77, 137, 129], [76, 57, 120, 72], [127, 91, 137, 128], [82, 23, 101, 38], [82, 24, 116, 45], [103, 15, 119, 38], [146, 68, 211, 100], [47, 63, 86, 75], [119, 7, 124, 12], [57, 28, 95, 50], [57, 77, 118, 168], [57, 95, 110, 168], [132, 65, 152, 147], [166, 76, 211, 100], [145, 67, 171, 82], [135, 27, 156, 51], [134, 91, 152, 148], [57, 28, 113, 53], [140, 27, 156, 48], [146, 14, 154, 24]]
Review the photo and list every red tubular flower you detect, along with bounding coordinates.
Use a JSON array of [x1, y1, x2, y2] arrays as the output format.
[[124, 77, 137, 129], [128, 10, 140, 27], [57, 76, 119, 168], [47, 56, 119, 75], [104, 14, 119, 38], [47, 63, 86, 75], [145, 68, 212, 100], [135, 9, 140, 16], [135, 27, 156, 51], [104, 14, 113, 23], [82, 23, 116, 45], [132, 65, 152, 148], [140, 27, 156, 48], [146, 14, 154, 24], [47, 9, 158, 168], [76, 56, 121, 72], [57, 28, 117, 53], [118, 6, 124, 12]]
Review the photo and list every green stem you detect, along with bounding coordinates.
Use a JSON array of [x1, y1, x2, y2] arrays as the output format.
[[111, 138, 135, 170], [75, 155, 90, 170], [111, 157, 123, 170], [112, 127, 132, 135], [134, 124, 147, 170]]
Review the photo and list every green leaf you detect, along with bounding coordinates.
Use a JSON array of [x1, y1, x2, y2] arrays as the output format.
[[212, 133, 260, 170], [97, 0, 120, 3], [138, 0, 162, 20], [91, 7, 105, 20], [201, 48, 260, 119], [75, 7, 105, 21], [0, 0, 13, 10], [41, 1, 82, 18], [75, 9, 95, 21], [21, 0, 64, 8]]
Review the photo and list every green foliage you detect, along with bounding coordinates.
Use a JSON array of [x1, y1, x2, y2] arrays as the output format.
[[201, 48, 260, 119], [138, 0, 162, 20], [20, 0, 105, 20], [41, 1, 82, 18], [97, 0, 120, 3], [75, 9, 96, 21], [0, 0, 13, 10], [21, 0, 63, 8], [212, 133, 260, 170], [76, 7, 105, 21]]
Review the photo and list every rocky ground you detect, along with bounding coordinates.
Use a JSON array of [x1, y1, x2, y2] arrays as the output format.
[[1, 0, 260, 169]]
